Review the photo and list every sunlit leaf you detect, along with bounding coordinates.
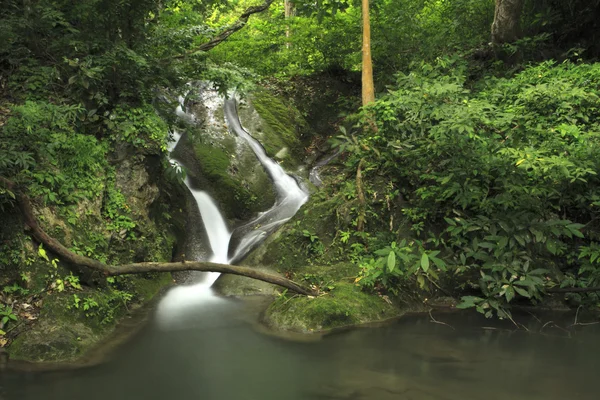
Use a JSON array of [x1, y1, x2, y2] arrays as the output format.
[[421, 253, 430, 272]]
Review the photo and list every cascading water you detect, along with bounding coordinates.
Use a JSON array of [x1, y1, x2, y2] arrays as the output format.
[[156, 86, 309, 328], [224, 98, 309, 262]]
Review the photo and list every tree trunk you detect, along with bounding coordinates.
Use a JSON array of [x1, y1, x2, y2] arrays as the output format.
[[284, 0, 295, 49], [361, 0, 375, 106], [491, 0, 525, 45]]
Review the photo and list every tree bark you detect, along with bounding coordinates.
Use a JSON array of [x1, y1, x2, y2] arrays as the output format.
[[361, 0, 375, 106], [491, 0, 525, 45], [284, 0, 296, 49], [174, 0, 276, 59], [355, 158, 366, 232], [0, 177, 318, 297]]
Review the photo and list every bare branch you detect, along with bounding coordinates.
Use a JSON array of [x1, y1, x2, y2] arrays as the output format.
[[1, 176, 317, 297], [174, 0, 276, 59]]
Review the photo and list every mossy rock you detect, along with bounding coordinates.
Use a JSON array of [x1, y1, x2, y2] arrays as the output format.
[[2, 144, 180, 362], [212, 266, 280, 297], [264, 282, 398, 332], [240, 188, 347, 272], [8, 294, 102, 362], [129, 272, 174, 302], [176, 126, 276, 221], [193, 138, 275, 220], [8, 271, 171, 362], [238, 88, 309, 170]]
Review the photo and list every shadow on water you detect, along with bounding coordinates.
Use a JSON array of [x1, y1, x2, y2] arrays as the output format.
[[2, 297, 600, 400]]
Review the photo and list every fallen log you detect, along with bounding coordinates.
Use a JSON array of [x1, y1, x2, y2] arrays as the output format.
[[0, 176, 317, 296]]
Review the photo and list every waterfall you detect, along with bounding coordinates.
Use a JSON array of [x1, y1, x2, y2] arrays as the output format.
[[156, 86, 309, 328], [224, 98, 309, 262]]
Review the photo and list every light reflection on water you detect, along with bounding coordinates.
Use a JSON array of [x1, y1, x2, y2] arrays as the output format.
[[2, 295, 600, 400]]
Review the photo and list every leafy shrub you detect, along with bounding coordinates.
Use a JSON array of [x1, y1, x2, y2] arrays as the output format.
[[351, 58, 600, 316]]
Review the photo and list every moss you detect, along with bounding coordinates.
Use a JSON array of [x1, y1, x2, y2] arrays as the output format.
[[2, 144, 182, 362], [194, 141, 231, 180], [243, 88, 309, 169], [265, 282, 397, 332], [9, 293, 102, 362], [129, 272, 173, 302], [193, 139, 263, 220], [243, 187, 347, 272]]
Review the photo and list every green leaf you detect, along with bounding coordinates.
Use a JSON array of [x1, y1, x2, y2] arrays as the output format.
[[444, 217, 456, 226], [387, 251, 396, 273], [38, 244, 49, 262], [431, 256, 447, 271], [546, 240, 558, 255], [457, 296, 482, 309], [417, 274, 426, 289], [505, 286, 515, 302], [421, 253, 430, 273], [498, 236, 508, 248], [514, 286, 531, 298]]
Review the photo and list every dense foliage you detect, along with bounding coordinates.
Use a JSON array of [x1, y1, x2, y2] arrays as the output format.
[[348, 58, 600, 317], [1, 0, 600, 350]]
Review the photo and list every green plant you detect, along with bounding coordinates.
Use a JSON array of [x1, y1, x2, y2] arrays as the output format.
[[302, 230, 325, 255], [0, 304, 18, 335], [344, 58, 600, 316], [65, 273, 82, 290], [2, 283, 29, 296], [358, 240, 447, 293]]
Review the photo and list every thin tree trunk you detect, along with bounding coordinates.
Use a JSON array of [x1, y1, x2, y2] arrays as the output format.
[[491, 0, 525, 45], [361, 0, 375, 106], [284, 0, 295, 49]]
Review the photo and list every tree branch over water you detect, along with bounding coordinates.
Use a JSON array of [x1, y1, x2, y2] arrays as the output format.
[[174, 0, 276, 59], [0, 176, 318, 297]]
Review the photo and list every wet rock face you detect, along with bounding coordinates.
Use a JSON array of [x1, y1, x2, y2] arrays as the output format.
[[172, 88, 281, 223], [115, 157, 160, 221]]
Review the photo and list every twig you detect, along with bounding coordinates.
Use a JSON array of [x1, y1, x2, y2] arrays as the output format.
[[569, 305, 600, 327], [574, 305, 582, 325], [517, 322, 530, 332], [428, 310, 455, 330], [426, 275, 453, 297], [540, 321, 554, 332], [525, 311, 541, 323]]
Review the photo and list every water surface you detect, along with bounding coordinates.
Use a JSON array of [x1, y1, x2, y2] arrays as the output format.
[[3, 294, 599, 400]]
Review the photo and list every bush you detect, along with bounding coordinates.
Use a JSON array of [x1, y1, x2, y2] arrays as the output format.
[[350, 58, 600, 317]]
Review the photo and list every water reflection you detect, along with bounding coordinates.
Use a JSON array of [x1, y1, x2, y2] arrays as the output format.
[[2, 295, 599, 400]]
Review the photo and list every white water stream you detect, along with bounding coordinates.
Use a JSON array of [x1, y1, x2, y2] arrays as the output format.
[[224, 97, 309, 262], [156, 87, 309, 328]]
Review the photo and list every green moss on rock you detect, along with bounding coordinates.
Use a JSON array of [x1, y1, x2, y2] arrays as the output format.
[[130, 272, 173, 302], [239, 88, 309, 170], [264, 283, 397, 332]]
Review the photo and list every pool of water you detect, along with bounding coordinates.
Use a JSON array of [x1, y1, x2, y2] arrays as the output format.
[[2, 289, 599, 400]]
